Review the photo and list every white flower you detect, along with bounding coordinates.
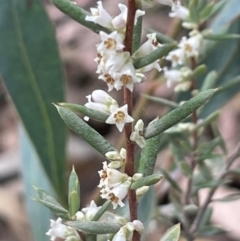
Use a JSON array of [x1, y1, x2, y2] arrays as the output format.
[[174, 80, 191, 92], [81, 200, 101, 221], [100, 179, 132, 209], [97, 31, 125, 52], [169, 5, 189, 19], [46, 218, 80, 241], [132, 220, 144, 234], [113, 68, 142, 92], [133, 33, 162, 59], [85, 1, 113, 28], [112, 4, 145, 29], [98, 71, 116, 92], [163, 68, 182, 87], [105, 148, 126, 161], [166, 48, 185, 67], [112, 222, 135, 241], [136, 186, 149, 198], [179, 34, 203, 58], [158, 0, 181, 11], [130, 119, 146, 148], [105, 52, 132, 73], [85, 90, 118, 114], [106, 104, 134, 132], [98, 161, 129, 188]]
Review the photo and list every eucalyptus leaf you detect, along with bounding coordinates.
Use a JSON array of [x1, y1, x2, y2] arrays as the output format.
[[55, 104, 116, 156], [67, 221, 120, 234], [0, 0, 66, 201], [160, 223, 181, 241], [131, 174, 162, 190], [144, 89, 216, 139], [52, 0, 110, 34], [58, 103, 109, 122], [20, 127, 53, 241]]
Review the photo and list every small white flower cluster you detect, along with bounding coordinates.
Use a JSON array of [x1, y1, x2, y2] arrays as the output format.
[[86, 1, 162, 93], [97, 150, 148, 209], [84, 90, 146, 148], [46, 218, 81, 241], [158, 2, 203, 91]]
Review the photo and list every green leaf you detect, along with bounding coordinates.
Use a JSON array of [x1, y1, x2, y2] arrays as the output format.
[[138, 134, 166, 176], [200, 71, 218, 91], [51, 0, 110, 34], [199, 1, 214, 20], [133, 43, 176, 69], [55, 104, 116, 156], [144, 89, 216, 139], [20, 127, 53, 241], [199, 207, 213, 228], [148, 29, 177, 44], [192, 65, 207, 77], [68, 167, 80, 217], [58, 102, 109, 122], [160, 169, 182, 193], [34, 187, 69, 219], [212, 193, 240, 202], [132, 14, 142, 53], [0, 0, 66, 200], [92, 200, 111, 221], [198, 225, 226, 237], [138, 186, 155, 228], [67, 221, 120, 234], [131, 174, 162, 190], [160, 223, 181, 241], [179, 162, 192, 176], [142, 94, 180, 108], [189, 1, 199, 24], [204, 33, 240, 40]]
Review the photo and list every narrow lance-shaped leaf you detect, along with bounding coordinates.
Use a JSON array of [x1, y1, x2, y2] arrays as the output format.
[[160, 168, 182, 193], [197, 225, 226, 237], [67, 221, 120, 234], [148, 29, 177, 44], [131, 174, 162, 190], [33, 187, 69, 219], [55, 104, 116, 156], [132, 14, 142, 53], [92, 200, 111, 221], [204, 33, 240, 40], [144, 89, 216, 139], [138, 134, 166, 176], [51, 0, 110, 34], [68, 166, 80, 217], [142, 94, 180, 108], [160, 223, 181, 241], [133, 43, 176, 69], [58, 102, 109, 122]]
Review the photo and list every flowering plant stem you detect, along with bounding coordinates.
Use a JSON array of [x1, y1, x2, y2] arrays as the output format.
[[123, 1, 139, 241]]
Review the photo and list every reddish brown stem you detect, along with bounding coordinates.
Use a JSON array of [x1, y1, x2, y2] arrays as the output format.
[[123, 1, 140, 241]]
